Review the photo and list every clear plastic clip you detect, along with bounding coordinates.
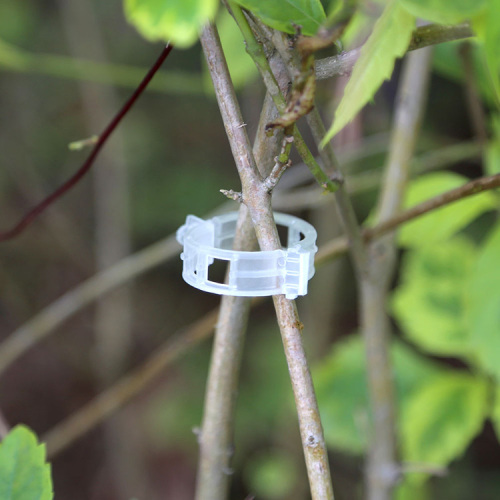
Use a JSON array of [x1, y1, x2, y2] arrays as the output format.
[[176, 212, 318, 299]]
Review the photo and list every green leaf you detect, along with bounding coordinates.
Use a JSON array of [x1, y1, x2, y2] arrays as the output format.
[[321, 0, 414, 145], [314, 336, 445, 454], [399, 0, 487, 24], [0, 426, 53, 500], [465, 222, 500, 380], [233, 0, 326, 36], [124, 0, 218, 48], [392, 237, 476, 357], [399, 172, 497, 248], [401, 373, 488, 474], [472, 1, 500, 104]]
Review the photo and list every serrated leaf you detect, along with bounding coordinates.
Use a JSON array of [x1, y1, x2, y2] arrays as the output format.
[[399, 0, 487, 25], [124, 0, 218, 48], [0, 425, 53, 500], [233, 0, 326, 36], [401, 373, 488, 474], [465, 222, 500, 380], [399, 172, 497, 248], [392, 237, 476, 357], [321, 0, 414, 145], [314, 336, 445, 454]]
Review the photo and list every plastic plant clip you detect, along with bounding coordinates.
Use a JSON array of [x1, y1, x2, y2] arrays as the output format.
[[176, 212, 318, 299]]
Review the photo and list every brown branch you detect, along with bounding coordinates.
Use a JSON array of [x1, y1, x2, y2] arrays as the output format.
[[200, 21, 334, 500], [0, 45, 173, 242], [315, 23, 473, 80]]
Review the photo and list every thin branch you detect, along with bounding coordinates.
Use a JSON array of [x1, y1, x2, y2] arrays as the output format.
[[0, 235, 180, 377], [200, 22, 334, 500], [315, 23, 473, 80], [0, 45, 173, 242], [43, 309, 218, 458], [361, 48, 433, 500], [196, 92, 283, 499]]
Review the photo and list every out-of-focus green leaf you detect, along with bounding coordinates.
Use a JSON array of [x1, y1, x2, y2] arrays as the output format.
[[492, 384, 500, 441], [204, 10, 258, 90], [399, 172, 497, 247], [395, 479, 430, 500], [486, 115, 500, 175], [0, 426, 53, 500], [321, 0, 414, 145], [124, 0, 218, 48], [233, 0, 326, 36], [433, 42, 497, 106], [472, 1, 500, 102], [244, 451, 297, 499], [399, 0, 487, 24], [392, 237, 476, 357], [466, 222, 500, 380], [314, 335, 445, 454], [401, 373, 488, 477]]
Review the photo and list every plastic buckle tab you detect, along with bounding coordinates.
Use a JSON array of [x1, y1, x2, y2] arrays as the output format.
[[176, 212, 318, 299]]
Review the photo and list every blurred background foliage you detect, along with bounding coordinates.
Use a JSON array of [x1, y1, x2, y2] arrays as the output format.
[[0, 0, 499, 499]]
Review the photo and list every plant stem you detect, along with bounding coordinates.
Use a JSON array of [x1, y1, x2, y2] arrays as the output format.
[[228, 2, 340, 193], [200, 22, 334, 499], [195, 92, 282, 499], [315, 23, 473, 80], [361, 48, 433, 500]]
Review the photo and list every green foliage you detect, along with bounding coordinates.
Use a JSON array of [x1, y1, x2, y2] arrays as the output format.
[[321, 0, 415, 145], [400, 373, 488, 478], [124, 0, 218, 48], [399, 172, 497, 247], [472, 0, 500, 102], [399, 0, 487, 24], [204, 10, 258, 90], [492, 385, 500, 441], [486, 115, 500, 175], [392, 237, 476, 357], [232, 0, 326, 36], [244, 451, 297, 498], [466, 222, 500, 380], [314, 336, 445, 454], [0, 426, 53, 500]]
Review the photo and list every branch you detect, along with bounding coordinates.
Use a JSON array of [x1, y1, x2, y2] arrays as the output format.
[[227, 2, 340, 194], [196, 92, 284, 498], [0, 45, 173, 242], [200, 22, 334, 500], [315, 23, 474, 80], [360, 48, 433, 499]]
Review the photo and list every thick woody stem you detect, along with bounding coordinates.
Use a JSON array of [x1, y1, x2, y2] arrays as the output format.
[[200, 22, 334, 500]]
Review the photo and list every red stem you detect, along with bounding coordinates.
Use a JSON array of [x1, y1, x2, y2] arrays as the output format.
[[0, 44, 174, 242]]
